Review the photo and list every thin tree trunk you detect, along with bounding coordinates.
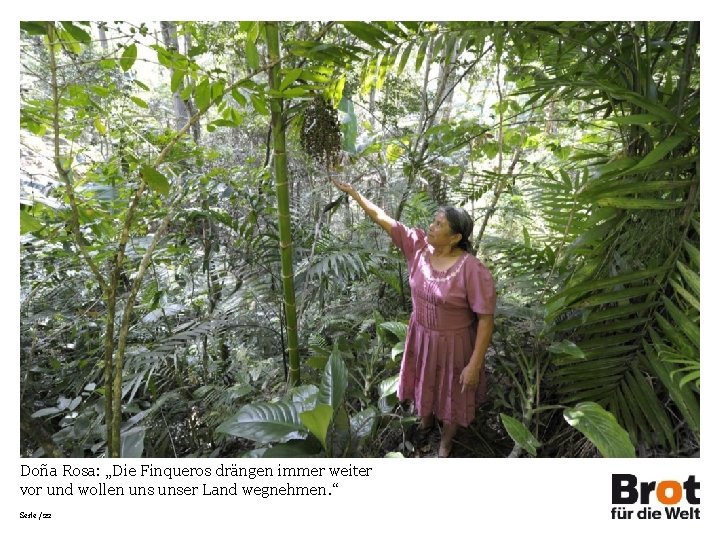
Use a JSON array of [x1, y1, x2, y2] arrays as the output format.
[[160, 22, 191, 133], [266, 22, 301, 386]]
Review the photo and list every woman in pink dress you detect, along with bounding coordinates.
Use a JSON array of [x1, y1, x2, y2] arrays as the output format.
[[332, 179, 496, 457]]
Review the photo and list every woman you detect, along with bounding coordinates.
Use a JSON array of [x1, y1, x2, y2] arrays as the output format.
[[332, 179, 495, 457]]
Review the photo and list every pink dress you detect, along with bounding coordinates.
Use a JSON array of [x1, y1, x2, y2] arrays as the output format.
[[391, 221, 496, 427]]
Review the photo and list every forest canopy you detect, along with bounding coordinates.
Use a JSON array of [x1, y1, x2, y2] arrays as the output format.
[[20, 21, 699, 458]]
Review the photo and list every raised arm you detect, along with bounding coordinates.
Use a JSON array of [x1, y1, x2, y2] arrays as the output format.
[[332, 179, 396, 235]]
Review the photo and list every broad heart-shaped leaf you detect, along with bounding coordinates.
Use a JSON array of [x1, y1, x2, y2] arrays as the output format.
[[318, 346, 348, 411], [287, 384, 319, 412], [500, 414, 540, 457], [215, 401, 306, 444], [563, 402, 636, 458], [120, 43, 137, 72], [299, 404, 334, 450], [140, 165, 170, 196], [120, 426, 145, 458]]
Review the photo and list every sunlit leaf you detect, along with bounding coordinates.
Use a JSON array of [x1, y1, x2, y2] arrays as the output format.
[[120, 43, 137, 71]]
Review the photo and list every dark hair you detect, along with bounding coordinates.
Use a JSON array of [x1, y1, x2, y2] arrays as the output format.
[[441, 206, 475, 254]]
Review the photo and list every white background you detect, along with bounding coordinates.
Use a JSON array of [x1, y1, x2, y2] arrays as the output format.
[[3, 3, 716, 538]]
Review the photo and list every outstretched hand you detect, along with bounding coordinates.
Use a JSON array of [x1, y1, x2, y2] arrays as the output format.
[[331, 178, 356, 196]]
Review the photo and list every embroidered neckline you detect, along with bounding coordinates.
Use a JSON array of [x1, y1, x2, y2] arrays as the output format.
[[420, 248, 468, 283]]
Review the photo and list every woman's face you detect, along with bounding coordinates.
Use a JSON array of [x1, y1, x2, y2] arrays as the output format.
[[427, 212, 460, 249]]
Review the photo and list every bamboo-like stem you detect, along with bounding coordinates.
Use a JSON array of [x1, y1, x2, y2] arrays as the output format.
[[266, 21, 301, 387]]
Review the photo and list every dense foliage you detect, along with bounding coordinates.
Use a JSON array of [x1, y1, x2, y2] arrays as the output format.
[[20, 21, 699, 458]]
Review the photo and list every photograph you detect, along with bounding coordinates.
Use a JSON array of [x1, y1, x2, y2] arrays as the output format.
[[12, 12, 713, 538]]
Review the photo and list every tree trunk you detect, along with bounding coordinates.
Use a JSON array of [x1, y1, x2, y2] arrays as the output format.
[[266, 22, 301, 386], [160, 21, 191, 133]]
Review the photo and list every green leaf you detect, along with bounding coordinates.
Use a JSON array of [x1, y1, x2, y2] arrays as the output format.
[[397, 43, 413, 75], [341, 21, 391, 49], [299, 404, 334, 450], [231, 88, 247, 106], [120, 43, 137, 71], [215, 401, 305, 443], [139, 81, 157, 95], [279, 87, 309, 98], [350, 406, 378, 443], [170, 70, 185, 93], [287, 384, 319, 412], [318, 346, 348, 411], [194, 79, 210, 110], [548, 340, 585, 358], [378, 375, 399, 398], [21, 21, 49, 35], [605, 114, 659, 125], [250, 94, 269, 115], [279, 68, 303, 91], [130, 96, 148, 109], [57, 28, 82, 54], [676, 261, 700, 297], [644, 340, 699, 433], [379, 321, 407, 341], [60, 22, 91, 44], [120, 426, 145, 458], [211, 80, 225, 102], [415, 36, 429, 71], [246, 36, 260, 71], [93, 117, 107, 135], [522, 226, 531, 248], [596, 197, 685, 210], [500, 414, 540, 457], [20, 210, 43, 234], [140, 165, 170, 196], [386, 143, 404, 162], [624, 135, 686, 174], [563, 402, 635, 458]]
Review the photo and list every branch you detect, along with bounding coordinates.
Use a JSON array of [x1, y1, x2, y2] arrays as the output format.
[[47, 23, 109, 294]]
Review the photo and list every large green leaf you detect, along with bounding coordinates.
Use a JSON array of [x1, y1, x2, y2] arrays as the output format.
[[140, 165, 170, 196], [500, 414, 540, 457], [120, 43, 137, 71], [563, 402, 635, 458], [299, 404, 334, 450], [318, 346, 348, 411], [215, 402, 306, 443]]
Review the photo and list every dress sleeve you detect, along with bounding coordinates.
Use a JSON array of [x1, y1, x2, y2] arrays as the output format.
[[465, 258, 496, 315], [390, 221, 427, 262]]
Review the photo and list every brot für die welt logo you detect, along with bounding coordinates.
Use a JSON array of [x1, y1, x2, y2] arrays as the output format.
[[611, 474, 700, 520]]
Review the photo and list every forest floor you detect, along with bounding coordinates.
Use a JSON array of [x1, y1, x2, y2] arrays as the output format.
[[382, 402, 515, 459]]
